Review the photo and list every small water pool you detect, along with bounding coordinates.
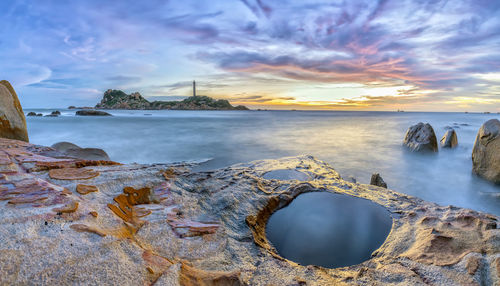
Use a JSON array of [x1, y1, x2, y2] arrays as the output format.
[[266, 192, 392, 268]]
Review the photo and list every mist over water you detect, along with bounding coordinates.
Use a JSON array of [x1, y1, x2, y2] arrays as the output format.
[[266, 192, 392, 268], [26, 109, 500, 215]]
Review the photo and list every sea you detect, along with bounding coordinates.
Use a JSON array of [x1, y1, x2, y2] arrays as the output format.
[[24, 108, 500, 216]]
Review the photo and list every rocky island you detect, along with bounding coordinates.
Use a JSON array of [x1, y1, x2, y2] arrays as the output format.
[[94, 89, 249, 110]]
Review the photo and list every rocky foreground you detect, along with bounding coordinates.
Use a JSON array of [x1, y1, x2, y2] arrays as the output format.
[[1, 138, 500, 285]]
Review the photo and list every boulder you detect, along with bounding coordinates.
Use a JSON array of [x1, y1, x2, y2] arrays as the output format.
[[370, 173, 387, 188], [51, 110, 61, 115], [27, 112, 37, 116], [36, 113, 43, 117], [51, 141, 111, 161], [51, 141, 81, 153], [75, 110, 112, 116], [472, 119, 500, 183], [441, 129, 458, 148], [403, 122, 438, 152], [0, 80, 29, 142]]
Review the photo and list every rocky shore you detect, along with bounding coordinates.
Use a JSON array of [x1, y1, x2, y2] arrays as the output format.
[[1, 138, 500, 285]]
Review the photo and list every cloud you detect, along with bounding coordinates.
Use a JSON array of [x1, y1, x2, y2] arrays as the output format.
[[1, 0, 500, 110]]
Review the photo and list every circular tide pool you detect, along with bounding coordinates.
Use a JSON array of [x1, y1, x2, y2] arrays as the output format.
[[266, 192, 392, 268]]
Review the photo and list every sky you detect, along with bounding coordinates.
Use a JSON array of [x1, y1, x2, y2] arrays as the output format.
[[1, 0, 500, 111]]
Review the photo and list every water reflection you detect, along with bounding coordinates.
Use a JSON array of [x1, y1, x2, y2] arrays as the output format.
[[266, 192, 392, 268]]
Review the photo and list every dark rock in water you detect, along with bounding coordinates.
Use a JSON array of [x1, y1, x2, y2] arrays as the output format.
[[51, 141, 81, 153], [403, 122, 438, 152], [441, 129, 458, 148], [36, 113, 42, 116], [51, 141, 111, 160], [69, 106, 93, 110], [27, 112, 37, 116], [44, 114, 58, 117], [370, 173, 387, 188], [51, 110, 61, 115], [64, 148, 111, 161], [472, 119, 500, 183], [0, 80, 29, 142], [75, 110, 112, 116]]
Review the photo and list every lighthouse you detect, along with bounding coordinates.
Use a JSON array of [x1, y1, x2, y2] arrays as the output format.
[[193, 80, 196, 97]]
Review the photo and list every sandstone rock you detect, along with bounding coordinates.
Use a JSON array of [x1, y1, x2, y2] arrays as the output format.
[[403, 122, 438, 152], [75, 110, 112, 116], [440, 129, 458, 148], [51, 141, 111, 161], [0, 80, 28, 142], [1, 138, 500, 285], [370, 173, 387, 188], [472, 119, 500, 183]]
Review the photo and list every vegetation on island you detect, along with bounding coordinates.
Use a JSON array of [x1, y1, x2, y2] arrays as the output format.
[[94, 89, 249, 110]]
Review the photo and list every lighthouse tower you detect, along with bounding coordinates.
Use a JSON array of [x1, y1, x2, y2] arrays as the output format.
[[193, 80, 196, 97]]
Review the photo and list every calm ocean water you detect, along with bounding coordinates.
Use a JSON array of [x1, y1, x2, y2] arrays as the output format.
[[25, 109, 500, 215]]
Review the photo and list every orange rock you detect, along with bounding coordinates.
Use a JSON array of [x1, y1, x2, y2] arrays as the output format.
[[70, 224, 106, 237], [49, 168, 99, 180], [8, 195, 48, 204], [179, 262, 242, 286], [76, 184, 98, 195], [52, 200, 79, 213], [89, 211, 98, 218], [123, 186, 156, 205]]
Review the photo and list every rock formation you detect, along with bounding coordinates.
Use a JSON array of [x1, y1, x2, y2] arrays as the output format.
[[472, 119, 500, 183], [0, 80, 29, 142], [403, 122, 438, 152], [94, 89, 249, 110], [370, 173, 387, 188], [441, 129, 458, 148], [27, 112, 37, 116], [1, 138, 500, 285], [51, 141, 111, 161], [75, 110, 112, 116]]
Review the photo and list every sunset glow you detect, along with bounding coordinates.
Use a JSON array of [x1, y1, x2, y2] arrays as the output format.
[[1, 0, 499, 111]]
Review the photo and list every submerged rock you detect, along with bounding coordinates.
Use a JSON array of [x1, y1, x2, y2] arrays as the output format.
[[51, 141, 111, 161], [0, 139, 500, 285], [75, 110, 112, 116], [441, 129, 458, 148], [403, 122, 438, 152], [370, 173, 387, 188], [0, 80, 29, 142], [472, 119, 500, 183]]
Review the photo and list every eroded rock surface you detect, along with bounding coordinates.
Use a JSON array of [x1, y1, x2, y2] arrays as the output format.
[[403, 122, 438, 152], [0, 80, 28, 142], [441, 129, 458, 148], [472, 119, 500, 183], [0, 138, 500, 285]]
